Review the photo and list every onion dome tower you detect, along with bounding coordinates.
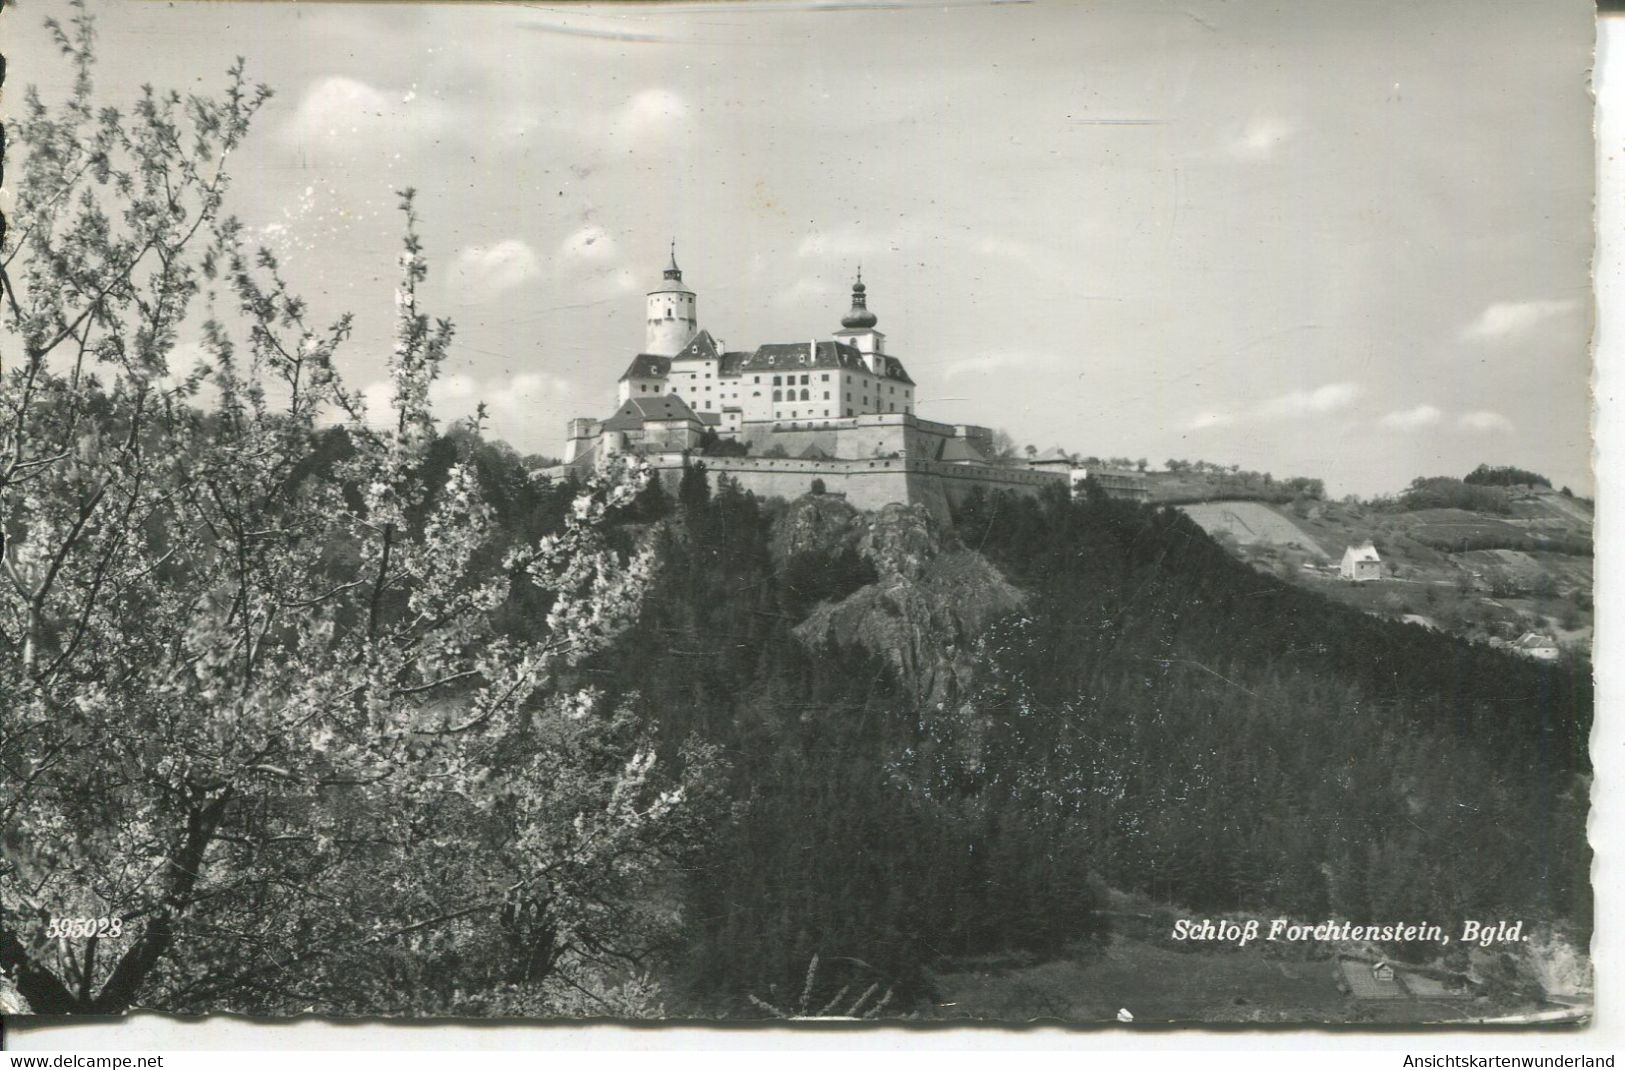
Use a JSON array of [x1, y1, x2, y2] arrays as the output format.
[[833, 267, 886, 363], [841, 268, 879, 330]]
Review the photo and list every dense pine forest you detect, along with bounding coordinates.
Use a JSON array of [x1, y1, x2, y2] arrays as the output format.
[[428, 434, 1590, 1014]]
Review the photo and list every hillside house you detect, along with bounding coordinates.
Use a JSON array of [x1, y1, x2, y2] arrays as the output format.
[[1510, 632, 1561, 662], [1340, 542, 1383, 582], [1337, 958, 1407, 1001]]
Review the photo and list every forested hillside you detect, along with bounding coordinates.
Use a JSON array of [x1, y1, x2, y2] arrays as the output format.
[[552, 468, 1592, 1013], [204, 438, 1595, 1015]]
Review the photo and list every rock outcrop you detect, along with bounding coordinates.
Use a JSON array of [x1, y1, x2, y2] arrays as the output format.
[[782, 498, 1024, 712], [769, 492, 865, 563]]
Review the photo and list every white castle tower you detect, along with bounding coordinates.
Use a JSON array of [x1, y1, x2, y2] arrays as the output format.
[[645, 242, 698, 356]]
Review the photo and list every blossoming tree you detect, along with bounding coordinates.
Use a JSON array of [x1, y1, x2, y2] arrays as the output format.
[[1, 3, 709, 1015]]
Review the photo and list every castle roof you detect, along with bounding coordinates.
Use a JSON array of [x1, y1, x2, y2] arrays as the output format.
[[650, 242, 693, 295], [672, 329, 720, 362], [602, 393, 702, 431], [740, 341, 915, 384], [938, 437, 986, 464], [1512, 631, 1558, 651], [720, 351, 752, 376], [875, 355, 915, 385], [1030, 447, 1072, 466], [1344, 542, 1381, 563], [618, 353, 672, 382]]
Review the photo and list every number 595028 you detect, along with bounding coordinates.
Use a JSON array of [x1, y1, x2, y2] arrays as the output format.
[[47, 917, 123, 938]]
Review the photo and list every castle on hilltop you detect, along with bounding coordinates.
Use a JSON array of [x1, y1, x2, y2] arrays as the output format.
[[560, 248, 1145, 521]]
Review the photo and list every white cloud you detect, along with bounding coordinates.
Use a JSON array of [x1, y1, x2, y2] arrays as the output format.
[[438, 372, 578, 435], [612, 88, 689, 141], [943, 352, 1054, 380], [1190, 382, 1361, 432], [161, 341, 211, 384], [969, 235, 1072, 278], [1188, 411, 1237, 430], [450, 240, 542, 300], [1457, 410, 1516, 433], [360, 379, 396, 430], [1228, 116, 1295, 160], [280, 76, 451, 147], [773, 275, 841, 310], [1461, 299, 1580, 341], [796, 224, 907, 260], [1257, 381, 1363, 418], [558, 225, 617, 262], [1380, 403, 1444, 429], [360, 371, 576, 433]]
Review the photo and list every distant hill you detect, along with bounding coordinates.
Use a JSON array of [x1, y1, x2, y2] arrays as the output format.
[[1177, 487, 1593, 655]]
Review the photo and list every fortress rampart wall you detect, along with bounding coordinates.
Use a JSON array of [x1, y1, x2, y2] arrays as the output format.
[[643, 453, 1063, 523], [733, 413, 982, 463]]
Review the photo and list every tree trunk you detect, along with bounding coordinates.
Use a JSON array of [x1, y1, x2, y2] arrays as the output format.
[[0, 794, 233, 1015]]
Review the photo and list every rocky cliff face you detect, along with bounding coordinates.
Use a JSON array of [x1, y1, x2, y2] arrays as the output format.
[[768, 492, 865, 562], [778, 497, 1025, 713]]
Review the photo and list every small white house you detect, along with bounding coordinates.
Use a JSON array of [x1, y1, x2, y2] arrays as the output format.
[[1510, 632, 1561, 662], [1340, 541, 1383, 582]]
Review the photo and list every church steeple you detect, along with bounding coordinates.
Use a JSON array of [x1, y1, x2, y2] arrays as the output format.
[[833, 266, 886, 368], [840, 267, 878, 329]]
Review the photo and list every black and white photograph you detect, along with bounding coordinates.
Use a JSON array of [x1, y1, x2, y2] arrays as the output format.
[[0, 0, 1598, 1034]]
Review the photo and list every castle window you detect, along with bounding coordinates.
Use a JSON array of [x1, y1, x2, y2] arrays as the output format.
[[823, 391, 829, 400], [772, 389, 782, 402], [773, 375, 782, 386], [846, 408, 854, 417], [822, 373, 830, 381], [824, 409, 830, 417], [799, 389, 809, 401]]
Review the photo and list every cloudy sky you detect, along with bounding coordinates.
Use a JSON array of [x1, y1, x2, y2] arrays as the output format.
[[8, 0, 1595, 496]]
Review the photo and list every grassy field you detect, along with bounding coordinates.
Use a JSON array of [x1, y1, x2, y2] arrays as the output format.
[[1178, 502, 1329, 560]]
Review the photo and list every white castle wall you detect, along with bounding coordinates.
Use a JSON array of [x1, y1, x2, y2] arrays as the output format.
[[639, 452, 1063, 525]]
